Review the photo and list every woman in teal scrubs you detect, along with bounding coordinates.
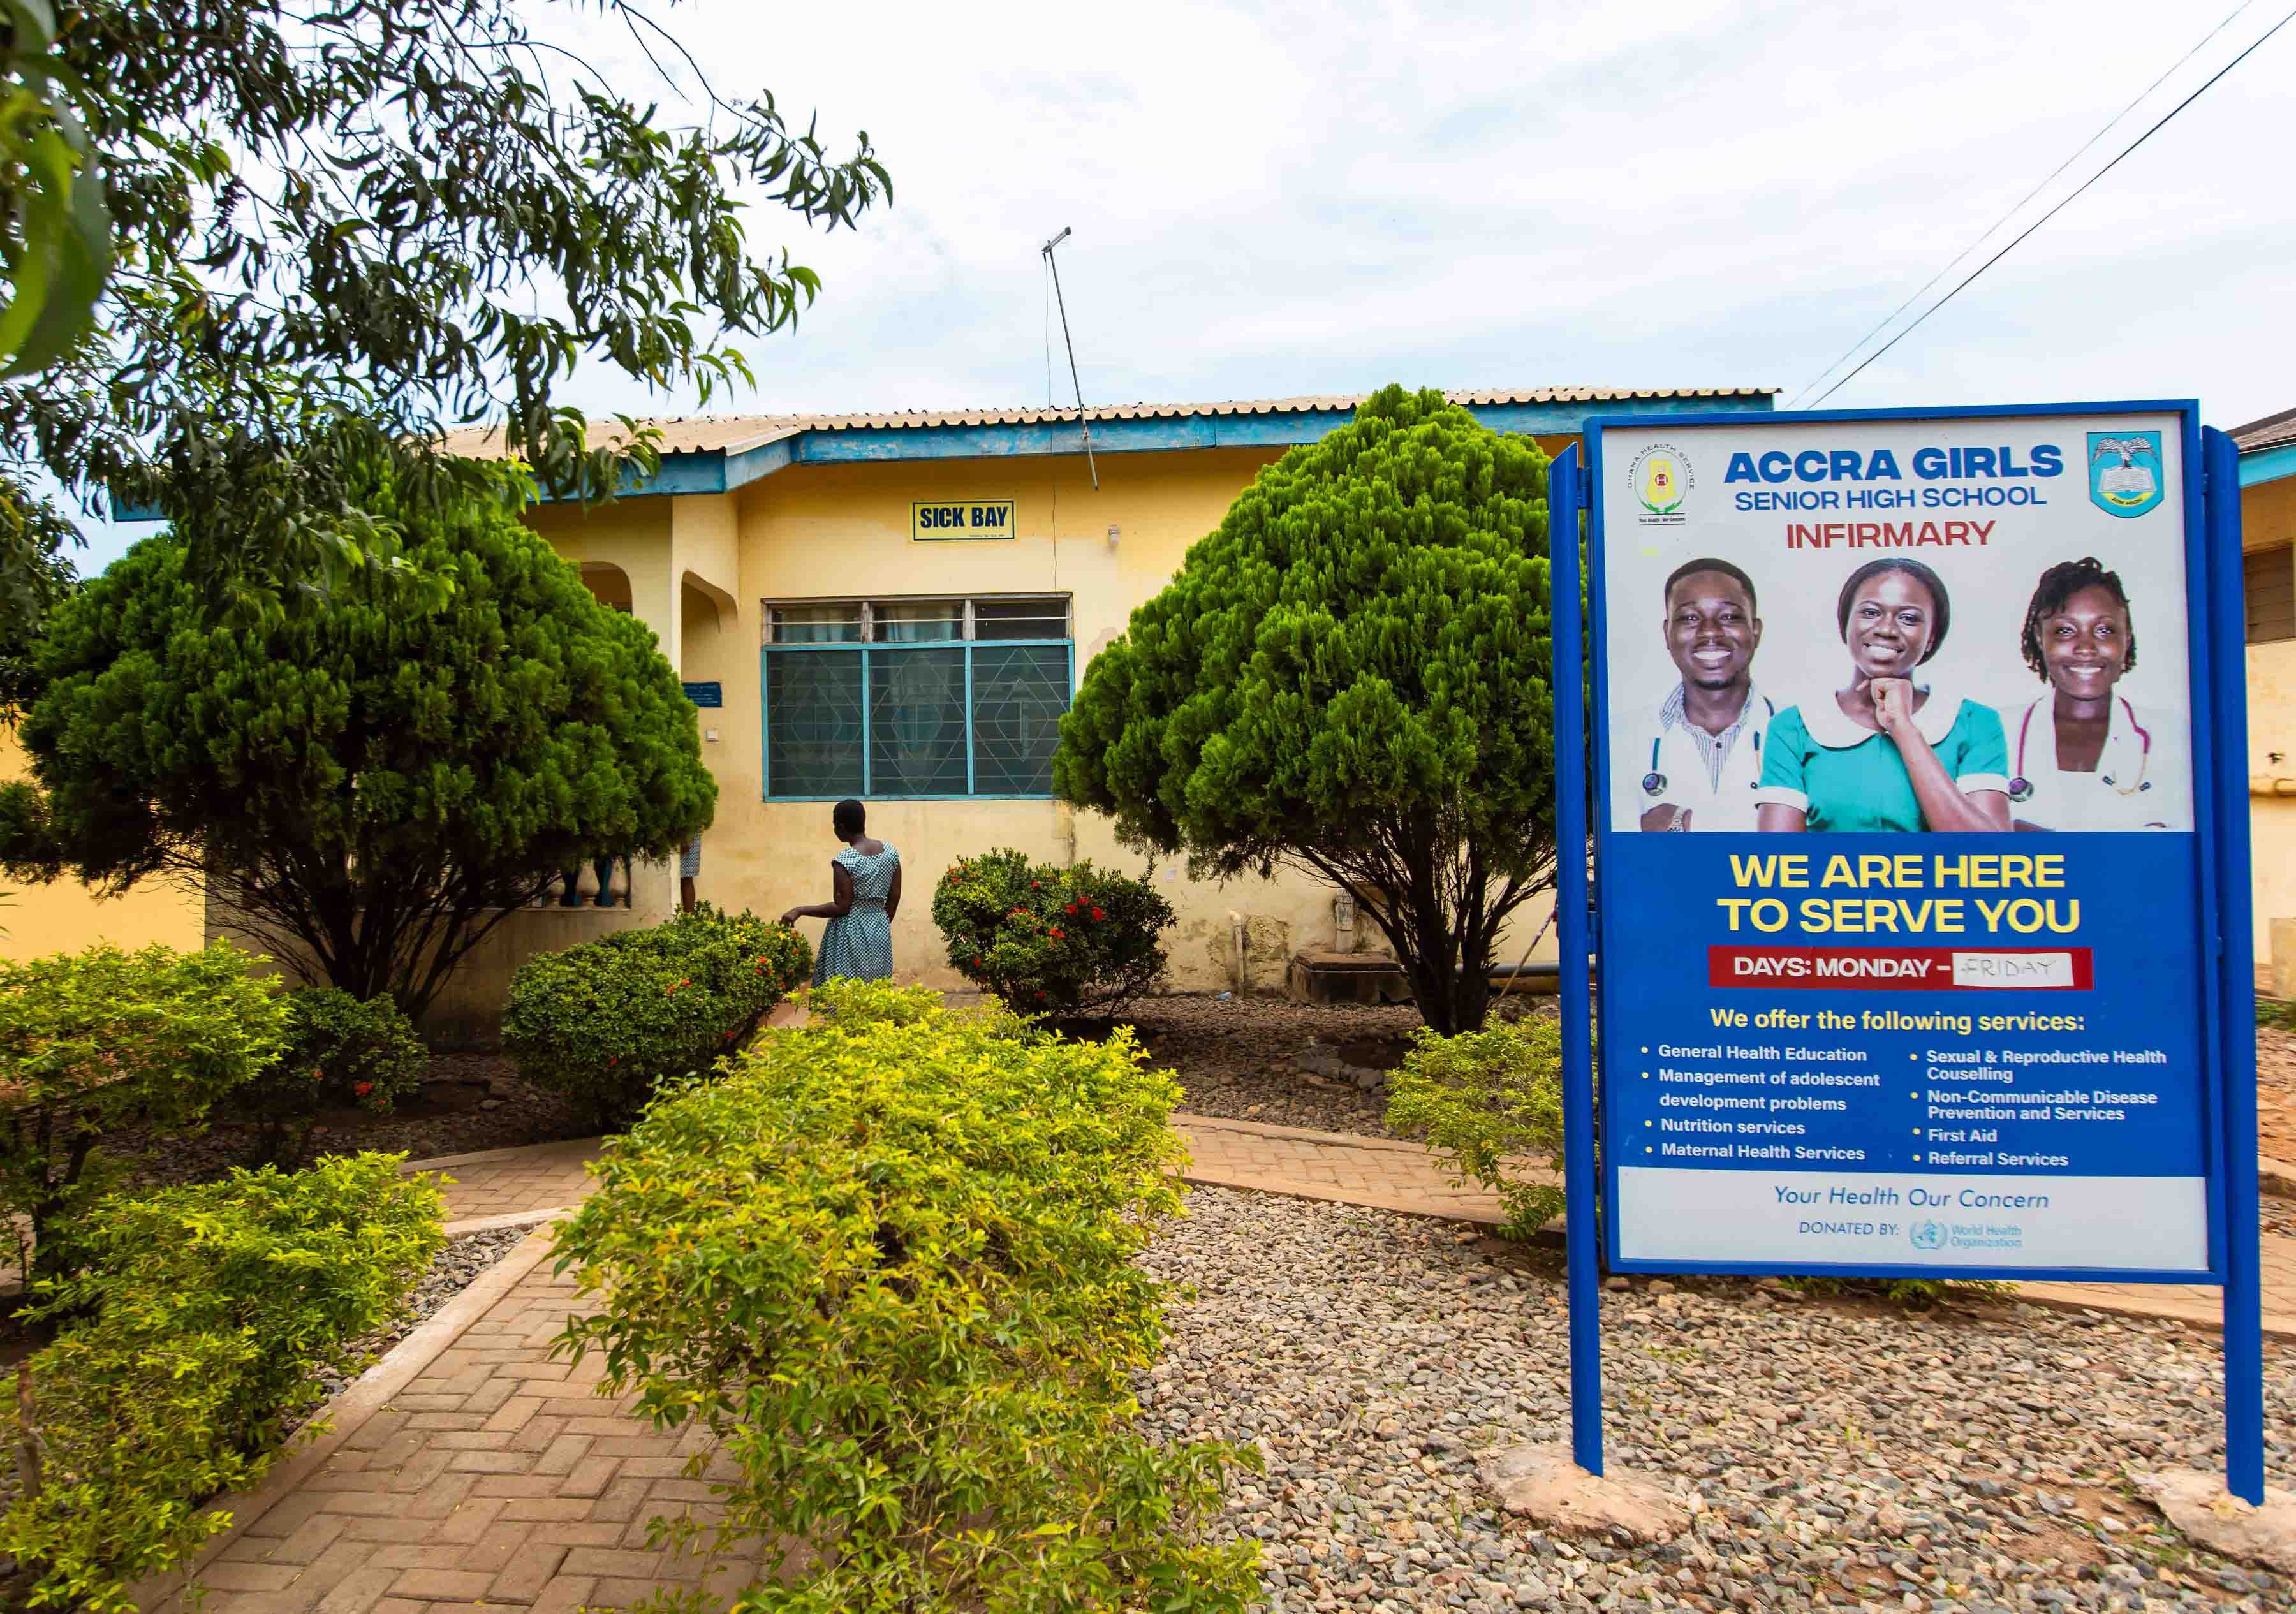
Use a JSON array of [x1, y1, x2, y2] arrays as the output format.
[[1756, 558, 2010, 833]]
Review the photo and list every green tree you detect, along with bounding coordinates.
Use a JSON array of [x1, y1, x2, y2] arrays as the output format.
[[0, 0, 889, 621], [1055, 386, 1557, 1034], [0, 469, 715, 1020]]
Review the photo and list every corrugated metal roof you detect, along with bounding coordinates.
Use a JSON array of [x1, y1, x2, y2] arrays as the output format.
[[2233, 406, 2296, 455], [436, 386, 1776, 460]]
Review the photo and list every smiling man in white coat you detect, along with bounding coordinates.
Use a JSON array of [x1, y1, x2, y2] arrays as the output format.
[[1631, 557, 1772, 832]]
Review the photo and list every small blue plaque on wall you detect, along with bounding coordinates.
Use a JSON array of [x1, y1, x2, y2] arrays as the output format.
[[682, 681, 723, 708]]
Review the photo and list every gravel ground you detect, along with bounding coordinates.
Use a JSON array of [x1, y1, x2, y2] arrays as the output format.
[[114, 1053, 587, 1192], [305, 1223, 534, 1409], [1121, 994, 1561, 1140], [1138, 1186, 2293, 1614], [298, 1054, 585, 1162]]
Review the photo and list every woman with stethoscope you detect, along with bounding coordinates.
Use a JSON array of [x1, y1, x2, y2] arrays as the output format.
[[1755, 558, 2010, 833], [2003, 557, 2189, 832]]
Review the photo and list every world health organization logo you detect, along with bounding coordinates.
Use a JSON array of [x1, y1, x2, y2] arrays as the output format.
[[2087, 431, 2164, 518], [1909, 1220, 1947, 1251]]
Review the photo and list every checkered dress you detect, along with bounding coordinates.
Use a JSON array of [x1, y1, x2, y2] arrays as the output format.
[[812, 844, 898, 986]]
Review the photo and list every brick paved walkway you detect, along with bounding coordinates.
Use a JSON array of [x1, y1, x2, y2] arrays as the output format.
[[428, 1138, 607, 1233], [138, 1229, 765, 1614], [1176, 1115, 1519, 1222], [146, 1110, 2296, 1612]]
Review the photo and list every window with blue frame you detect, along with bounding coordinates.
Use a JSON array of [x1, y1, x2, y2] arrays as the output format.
[[762, 596, 1073, 799]]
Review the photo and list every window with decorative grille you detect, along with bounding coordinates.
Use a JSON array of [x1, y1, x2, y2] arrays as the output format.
[[762, 597, 1073, 798]]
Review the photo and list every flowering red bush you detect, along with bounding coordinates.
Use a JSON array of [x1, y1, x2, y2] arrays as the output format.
[[932, 849, 1173, 1016], [235, 987, 427, 1165]]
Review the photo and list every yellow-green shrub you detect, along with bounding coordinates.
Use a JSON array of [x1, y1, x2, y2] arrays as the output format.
[[552, 978, 1260, 1613], [0, 942, 291, 1283], [1, 1155, 446, 1612], [1384, 1016, 1566, 1238]]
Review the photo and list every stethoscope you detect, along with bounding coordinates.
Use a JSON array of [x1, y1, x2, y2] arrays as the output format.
[[1642, 696, 1775, 797], [2008, 694, 2152, 803]]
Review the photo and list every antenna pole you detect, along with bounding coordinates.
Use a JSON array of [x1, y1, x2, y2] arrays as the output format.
[[1040, 226, 1097, 490]]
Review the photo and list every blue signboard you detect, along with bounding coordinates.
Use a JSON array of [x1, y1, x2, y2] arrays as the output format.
[[682, 681, 723, 708], [1598, 833, 2212, 1276], [1547, 402, 2263, 1503]]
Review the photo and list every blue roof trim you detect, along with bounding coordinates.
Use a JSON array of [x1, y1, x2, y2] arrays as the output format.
[[783, 396, 1769, 471], [111, 393, 1776, 517], [595, 392, 1773, 501], [2240, 441, 2296, 488]]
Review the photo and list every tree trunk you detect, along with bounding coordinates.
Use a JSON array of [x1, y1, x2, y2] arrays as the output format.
[[1391, 905, 1495, 1036], [15, 1360, 40, 1505]]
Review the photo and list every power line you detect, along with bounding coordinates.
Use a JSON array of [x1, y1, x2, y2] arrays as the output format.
[[1793, 1, 2292, 411], [1788, 0, 2258, 410]]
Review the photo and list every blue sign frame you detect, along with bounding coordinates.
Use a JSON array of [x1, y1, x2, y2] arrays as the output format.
[[1549, 402, 2263, 1501]]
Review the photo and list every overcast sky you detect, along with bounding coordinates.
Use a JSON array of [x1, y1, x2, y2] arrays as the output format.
[[74, 0, 2296, 571]]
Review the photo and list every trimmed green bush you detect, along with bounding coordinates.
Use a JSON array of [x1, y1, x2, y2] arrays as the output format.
[[0, 943, 290, 1284], [1384, 1017, 1566, 1239], [932, 847, 1173, 1015], [238, 988, 430, 1164], [501, 904, 811, 1130], [552, 976, 1260, 1613], [1, 1154, 446, 1612]]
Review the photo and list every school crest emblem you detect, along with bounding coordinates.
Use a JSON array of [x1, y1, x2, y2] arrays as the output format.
[[2087, 431, 2163, 518]]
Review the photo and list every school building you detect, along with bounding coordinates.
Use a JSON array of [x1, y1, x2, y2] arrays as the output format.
[[36, 389, 2295, 1032], [2236, 405, 2296, 981], [401, 387, 1772, 1041]]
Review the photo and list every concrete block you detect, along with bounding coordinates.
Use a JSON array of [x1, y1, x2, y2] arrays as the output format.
[[1476, 1442, 1691, 1544], [2133, 1469, 2296, 1574], [2272, 918, 2296, 1001]]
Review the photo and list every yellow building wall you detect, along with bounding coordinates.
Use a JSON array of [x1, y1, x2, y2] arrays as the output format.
[[731, 448, 1308, 990], [1, 733, 205, 962], [410, 435, 1578, 1038], [2246, 474, 2296, 967], [725, 443, 1573, 992]]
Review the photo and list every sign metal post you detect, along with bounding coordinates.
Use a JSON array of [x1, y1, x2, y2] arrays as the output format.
[[1549, 443, 1605, 1477], [2203, 424, 2265, 1504]]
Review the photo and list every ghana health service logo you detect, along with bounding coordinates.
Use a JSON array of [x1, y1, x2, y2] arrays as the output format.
[[2087, 431, 2163, 519], [1628, 443, 1693, 528]]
